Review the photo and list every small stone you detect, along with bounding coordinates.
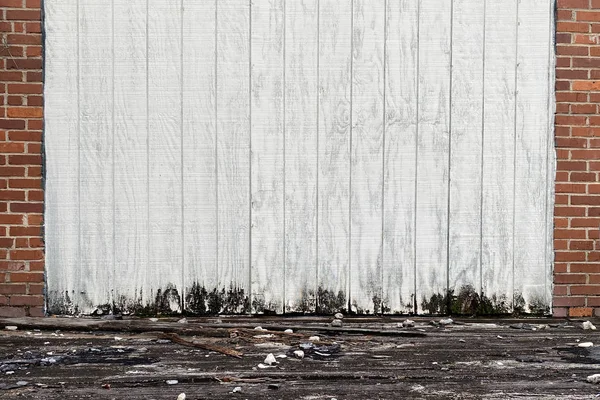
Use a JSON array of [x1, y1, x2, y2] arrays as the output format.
[[497, 335, 504, 339], [4, 326, 17, 331], [284, 329, 293, 334], [309, 336, 320, 342], [588, 374, 600, 384], [254, 326, 265, 331], [583, 321, 597, 331], [114, 336, 123, 341], [276, 354, 287, 358], [439, 318, 453, 326], [334, 313, 344, 320], [177, 318, 188, 324], [268, 384, 280, 390], [396, 343, 415, 349], [157, 339, 171, 344], [579, 342, 594, 348], [166, 380, 179, 385], [149, 318, 158, 322], [293, 350, 305, 359], [402, 319, 415, 328], [16, 381, 28, 387], [101, 383, 110, 389], [177, 394, 186, 400], [331, 319, 343, 327], [5, 371, 15, 375], [232, 386, 242, 393], [257, 363, 270, 369], [264, 353, 277, 365], [459, 339, 466, 343]]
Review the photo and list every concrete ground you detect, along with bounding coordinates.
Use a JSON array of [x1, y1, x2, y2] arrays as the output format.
[[1, 316, 600, 399]]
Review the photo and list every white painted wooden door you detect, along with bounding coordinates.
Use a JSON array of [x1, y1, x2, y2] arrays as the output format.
[[44, 0, 555, 315]]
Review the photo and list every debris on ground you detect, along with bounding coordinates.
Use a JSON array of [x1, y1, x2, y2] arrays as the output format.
[[588, 374, 600, 384], [177, 393, 186, 400], [401, 319, 415, 328], [330, 319, 342, 327], [578, 342, 594, 348], [334, 313, 344, 320], [288, 342, 341, 360], [439, 318, 453, 326], [583, 321, 597, 331], [4, 326, 17, 331], [263, 353, 277, 365], [166, 380, 178, 385]]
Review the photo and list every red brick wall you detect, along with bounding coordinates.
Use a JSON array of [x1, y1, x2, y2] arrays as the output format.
[[554, 0, 600, 318], [0, 0, 44, 317]]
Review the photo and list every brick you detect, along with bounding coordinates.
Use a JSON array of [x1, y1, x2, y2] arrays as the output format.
[[555, 251, 587, 261], [0, 0, 26, 7], [570, 263, 600, 273], [7, 83, 42, 95], [571, 286, 600, 295], [0, 166, 25, 177], [6, 9, 41, 21], [0, 142, 24, 153], [8, 154, 41, 165], [554, 273, 587, 283], [554, 296, 586, 306], [569, 306, 594, 317], [9, 272, 43, 283], [8, 131, 41, 142], [557, 45, 589, 56], [6, 107, 42, 118], [8, 226, 40, 237], [9, 295, 43, 306], [0, 284, 26, 295], [557, 21, 590, 32], [0, 119, 25, 130], [28, 306, 44, 317], [553, 307, 568, 318], [558, 0, 590, 8], [0, 307, 26, 317]]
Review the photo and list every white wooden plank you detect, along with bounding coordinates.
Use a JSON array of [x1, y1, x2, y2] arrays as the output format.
[[416, 0, 452, 313], [250, 0, 285, 313], [545, 8, 556, 311], [217, 0, 251, 312], [284, 0, 319, 312], [78, 0, 114, 312], [182, 1, 218, 313], [44, 0, 80, 313], [448, 0, 484, 297], [113, 0, 148, 312], [318, 0, 352, 313], [147, 0, 183, 312], [383, 0, 418, 314], [481, 0, 517, 309], [513, 0, 553, 312], [350, 0, 385, 314]]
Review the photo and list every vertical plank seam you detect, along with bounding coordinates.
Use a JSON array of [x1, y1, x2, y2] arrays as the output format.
[[316, 0, 321, 310], [146, 0, 150, 307], [76, 0, 81, 309], [511, 0, 520, 309], [282, 0, 287, 312], [215, 0, 219, 289], [248, 0, 253, 312], [446, 0, 454, 301], [381, 0, 387, 311], [180, 0, 185, 312], [413, 0, 420, 314], [111, 0, 116, 309], [479, 0, 487, 296], [348, 0, 354, 312]]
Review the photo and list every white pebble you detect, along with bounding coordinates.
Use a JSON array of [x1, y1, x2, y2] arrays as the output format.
[[331, 319, 343, 327], [578, 342, 594, 348], [264, 353, 277, 365], [284, 329, 293, 334], [177, 394, 186, 400], [254, 326, 266, 331], [309, 336, 320, 342], [334, 313, 344, 320], [583, 321, 597, 330], [149, 318, 158, 322], [166, 380, 178, 385], [293, 350, 305, 359], [177, 318, 187, 324], [4, 326, 17, 331], [588, 374, 600, 384], [232, 386, 242, 393], [402, 319, 415, 328]]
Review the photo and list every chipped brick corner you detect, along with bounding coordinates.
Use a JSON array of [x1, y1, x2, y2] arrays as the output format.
[[0, 0, 45, 317]]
